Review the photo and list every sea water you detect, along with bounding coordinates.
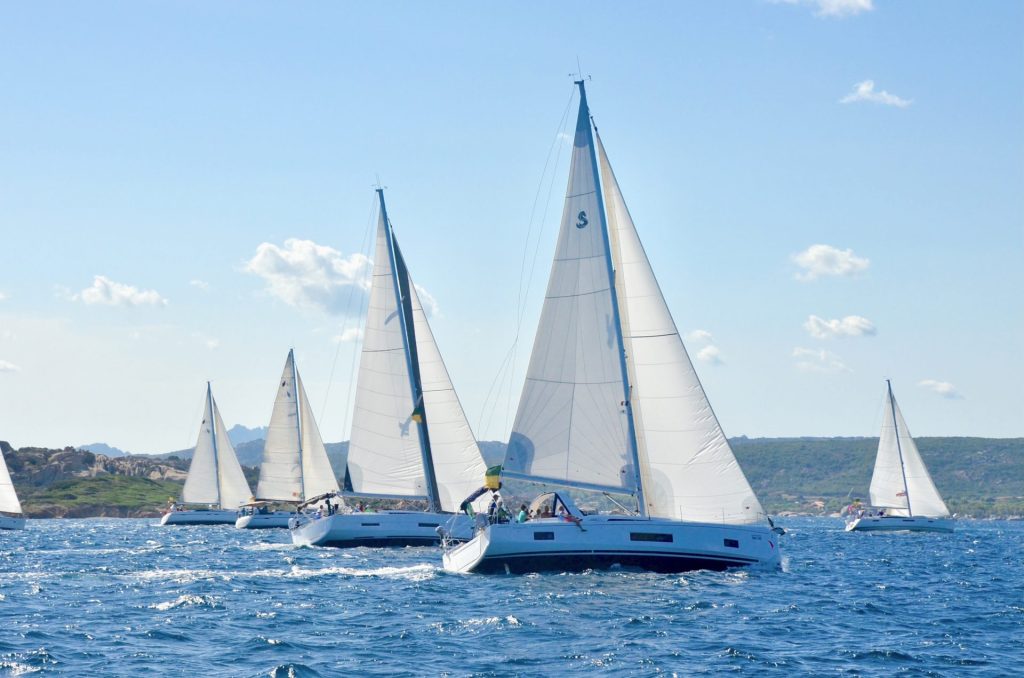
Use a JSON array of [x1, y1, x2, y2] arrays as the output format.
[[1, 517, 1021, 676]]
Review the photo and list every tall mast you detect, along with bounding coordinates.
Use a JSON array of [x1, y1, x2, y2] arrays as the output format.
[[207, 382, 222, 508], [376, 188, 441, 512], [291, 349, 305, 502], [576, 80, 647, 517], [887, 379, 912, 516]]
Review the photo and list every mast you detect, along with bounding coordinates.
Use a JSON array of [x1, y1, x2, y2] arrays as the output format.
[[377, 188, 442, 512], [207, 382, 222, 507], [291, 349, 305, 502], [887, 379, 912, 516], [576, 80, 647, 517]]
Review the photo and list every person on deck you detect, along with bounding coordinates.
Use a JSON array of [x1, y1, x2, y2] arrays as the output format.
[[517, 504, 528, 523]]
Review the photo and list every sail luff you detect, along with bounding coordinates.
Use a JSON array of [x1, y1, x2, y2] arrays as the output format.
[[181, 385, 220, 505], [887, 380, 913, 516], [211, 397, 253, 509], [256, 351, 304, 502], [293, 350, 305, 502], [209, 385, 221, 506], [0, 447, 23, 515], [297, 372, 341, 498]]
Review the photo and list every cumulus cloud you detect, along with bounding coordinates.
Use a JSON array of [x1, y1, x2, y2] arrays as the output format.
[[918, 379, 963, 400], [74, 275, 168, 307], [414, 284, 440, 318], [804, 315, 876, 339], [189, 279, 209, 290], [772, 0, 873, 18], [332, 327, 364, 343], [792, 347, 851, 373], [0, 291, 7, 302], [245, 239, 371, 315], [0, 360, 20, 373], [840, 80, 912, 108], [792, 244, 870, 281], [686, 329, 714, 343], [697, 345, 724, 365]]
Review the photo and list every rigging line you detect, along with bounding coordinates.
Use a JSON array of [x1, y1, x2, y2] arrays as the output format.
[[319, 191, 377, 428], [502, 84, 577, 436]]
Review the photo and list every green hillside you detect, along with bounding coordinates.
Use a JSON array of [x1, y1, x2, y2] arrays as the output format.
[[22, 476, 184, 518]]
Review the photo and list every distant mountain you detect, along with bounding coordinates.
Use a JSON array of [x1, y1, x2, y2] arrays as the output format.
[[78, 443, 130, 458], [226, 424, 268, 446]]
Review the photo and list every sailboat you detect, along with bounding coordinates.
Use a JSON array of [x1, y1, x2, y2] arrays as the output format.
[[845, 380, 954, 533], [443, 81, 781, 574], [0, 445, 26, 530], [290, 188, 488, 547], [235, 349, 340, 528], [160, 383, 253, 526]]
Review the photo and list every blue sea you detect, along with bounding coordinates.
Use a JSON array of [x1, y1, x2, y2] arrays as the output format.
[[1, 517, 1022, 676]]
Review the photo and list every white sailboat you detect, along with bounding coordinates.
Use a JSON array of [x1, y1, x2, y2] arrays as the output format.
[[0, 445, 26, 530], [160, 383, 253, 526], [443, 81, 782, 574], [845, 380, 954, 533], [290, 188, 488, 547], [236, 349, 340, 528]]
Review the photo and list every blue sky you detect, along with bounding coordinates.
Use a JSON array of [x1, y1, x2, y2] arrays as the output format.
[[1, 0, 1021, 452]]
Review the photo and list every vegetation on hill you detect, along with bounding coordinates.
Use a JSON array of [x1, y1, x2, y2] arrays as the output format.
[[23, 476, 184, 518]]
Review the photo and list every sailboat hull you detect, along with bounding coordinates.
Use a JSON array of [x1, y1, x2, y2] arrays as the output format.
[[0, 515, 26, 530], [290, 510, 474, 548], [159, 509, 239, 526], [845, 515, 954, 533], [443, 515, 781, 574], [235, 511, 294, 529]]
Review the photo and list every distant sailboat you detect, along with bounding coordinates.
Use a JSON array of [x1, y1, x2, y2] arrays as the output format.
[[290, 188, 487, 547], [845, 380, 954, 533], [0, 445, 26, 530], [160, 383, 253, 526], [236, 350, 340, 528], [443, 81, 781, 574]]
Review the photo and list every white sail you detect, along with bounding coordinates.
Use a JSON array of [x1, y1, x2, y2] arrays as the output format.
[[346, 208, 428, 499], [181, 387, 221, 505], [256, 351, 304, 501], [297, 373, 341, 498], [870, 384, 949, 517], [0, 447, 23, 515], [212, 399, 252, 509], [504, 92, 634, 494], [408, 276, 487, 512], [596, 134, 764, 525]]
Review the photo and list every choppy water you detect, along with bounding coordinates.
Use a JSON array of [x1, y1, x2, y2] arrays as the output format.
[[1, 518, 1022, 676]]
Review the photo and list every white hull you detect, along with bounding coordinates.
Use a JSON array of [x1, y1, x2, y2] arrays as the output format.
[[290, 510, 474, 548], [0, 515, 26, 530], [235, 511, 294, 529], [846, 515, 954, 533], [443, 515, 781, 574], [159, 509, 238, 526]]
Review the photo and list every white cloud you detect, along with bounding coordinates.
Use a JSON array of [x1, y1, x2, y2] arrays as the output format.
[[0, 291, 7, 302], [840, 80, 912, 108], [804, 315, 876, 339], [792, 244, 870, 281], [772, 0, 873, 18], [74, 275, 168, 307], [414, 284, 440, 318], [686, 329, 714, 343], [245, 239, 371, 315], [918, 379, 963, 400], [0, 360, 20, 373], [792, 346, 851, 373], [697, 345, 724, 365], [332, 327, 364, 343], [189, 279, 209, 290]]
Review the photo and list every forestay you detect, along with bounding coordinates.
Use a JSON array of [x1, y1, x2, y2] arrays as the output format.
[[504, 87, 634, 494], [0, 447, 23, 515], [870, 384, 949, 517], [297, 373, 341, 498], [182, 385, 252, 509], [346, 208, 429, 499], [597, 132, 764, 525]]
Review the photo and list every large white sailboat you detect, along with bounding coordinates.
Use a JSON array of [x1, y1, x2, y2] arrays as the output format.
[[160, 383, 253, 526], [290, 189, 488, 547], [0, 445, 26, 530], [845, 380, 954, 533], [236, 349, 340, 528], [443, 81, 781, 574]]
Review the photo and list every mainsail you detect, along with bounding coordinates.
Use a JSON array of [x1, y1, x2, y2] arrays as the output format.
[[181, 384, 252, 509], [0, 447, 23, 515], [504, 81, 766, 525], [256, 350, 340, 502], [869, 381, 949, 517], [346, 189, 486, 511]]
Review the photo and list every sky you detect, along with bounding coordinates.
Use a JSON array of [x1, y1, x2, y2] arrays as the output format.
[[0, 0, 1021, 452]]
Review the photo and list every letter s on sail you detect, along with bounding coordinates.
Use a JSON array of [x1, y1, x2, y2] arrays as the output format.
[[576, 211, 588, 229]]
